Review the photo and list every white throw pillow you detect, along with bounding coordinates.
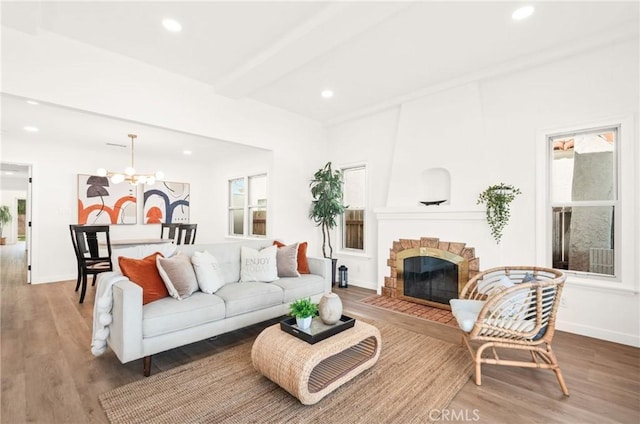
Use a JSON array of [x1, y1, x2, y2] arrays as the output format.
[[156, 252, 199, 300], [240, 245, 279, 283], [191, 251, 225, 294]]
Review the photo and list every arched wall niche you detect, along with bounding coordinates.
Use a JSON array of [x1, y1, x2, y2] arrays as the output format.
[[421, 168, 451, 205]]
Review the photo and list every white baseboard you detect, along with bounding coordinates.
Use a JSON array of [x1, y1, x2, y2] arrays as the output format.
[[32, 273, 76, 284], [340, 279, 377, 291], [556, 320, 640, 348]]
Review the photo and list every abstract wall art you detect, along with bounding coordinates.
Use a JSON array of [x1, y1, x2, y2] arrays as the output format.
[[143, 181, 190, 224], [77, 175, 137, 224]]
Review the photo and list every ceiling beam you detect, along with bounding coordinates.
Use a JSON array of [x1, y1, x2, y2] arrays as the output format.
[[213, 2, 409, 99]]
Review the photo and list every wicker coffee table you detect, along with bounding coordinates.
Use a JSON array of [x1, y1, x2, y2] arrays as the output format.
[[251, 320, 381, 405]]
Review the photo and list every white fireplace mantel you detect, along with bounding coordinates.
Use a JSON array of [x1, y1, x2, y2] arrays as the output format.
[[374, 206, 485, 221], [375, 205, 493, 295]]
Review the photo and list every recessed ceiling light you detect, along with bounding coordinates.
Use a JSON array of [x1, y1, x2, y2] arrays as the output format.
[[321, 89, 334, 99], [183, 150, 192, 155], [23, 126, 39, 132], [26, 100, 39, 105], [512, 5, 534, 21], [162, 18, 182, 33]]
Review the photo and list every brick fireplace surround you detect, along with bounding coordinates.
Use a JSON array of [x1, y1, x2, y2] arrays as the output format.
[[382, 237, 480, 308]]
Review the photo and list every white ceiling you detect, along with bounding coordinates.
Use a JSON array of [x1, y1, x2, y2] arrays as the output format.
[[2, 1, 638, 124]]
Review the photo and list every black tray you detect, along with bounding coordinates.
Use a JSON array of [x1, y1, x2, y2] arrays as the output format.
[[280, 315, 355, 344]]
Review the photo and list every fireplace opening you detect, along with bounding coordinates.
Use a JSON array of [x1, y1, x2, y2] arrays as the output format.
[[402, 256, 460, 305], [397, 247, 467, 309]]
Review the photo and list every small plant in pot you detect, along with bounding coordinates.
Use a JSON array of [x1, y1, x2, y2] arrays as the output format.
[[289, 297, 318, 330], [0, 205, 12, 245], [477, 183, 521, 244]]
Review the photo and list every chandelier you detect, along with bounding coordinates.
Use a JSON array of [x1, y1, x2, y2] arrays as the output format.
[[97, 134, 164, 185]]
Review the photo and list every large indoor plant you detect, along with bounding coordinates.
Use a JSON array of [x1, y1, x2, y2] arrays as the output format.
[[309, 162, 346, 282], [477, 183, 521, 244], [289, 297, 318, 330], [0, 205, 12, 245]]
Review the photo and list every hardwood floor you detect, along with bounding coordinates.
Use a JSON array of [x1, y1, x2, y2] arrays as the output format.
[[1, 243, 639, 423]]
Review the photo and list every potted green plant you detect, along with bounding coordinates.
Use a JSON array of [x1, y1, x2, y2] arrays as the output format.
[[289, 297, 318, 330], [0, 205, 12, 245], [309, 162, 346, 283], [477, 183, 521, 244]]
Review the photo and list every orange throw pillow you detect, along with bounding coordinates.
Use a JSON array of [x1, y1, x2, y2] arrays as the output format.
[[119, 252, 169, 305], [273, 241, 310, 274]]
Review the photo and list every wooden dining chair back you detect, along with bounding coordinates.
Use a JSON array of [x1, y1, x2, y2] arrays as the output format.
[[73, 225, 113, 303], [160, 223, 181, 243], [177, 224, 197, 245], [69, 224, 84, 293], [451, 266, 569, 395]]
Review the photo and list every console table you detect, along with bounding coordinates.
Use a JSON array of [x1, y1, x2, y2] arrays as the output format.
[[251, 320, 381, 405]]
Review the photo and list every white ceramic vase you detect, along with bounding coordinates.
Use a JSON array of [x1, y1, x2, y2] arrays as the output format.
[[318, 293, 343, 325], [296, 316, 312, 330]]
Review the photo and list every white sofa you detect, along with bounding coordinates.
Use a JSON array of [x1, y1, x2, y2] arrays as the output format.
[[97, 239, 331, 376]]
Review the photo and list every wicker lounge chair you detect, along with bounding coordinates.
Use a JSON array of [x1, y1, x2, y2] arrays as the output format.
[[450, 266, 569, 396]]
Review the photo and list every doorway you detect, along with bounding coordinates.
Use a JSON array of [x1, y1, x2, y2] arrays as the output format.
[[0, 163, 32, 283]]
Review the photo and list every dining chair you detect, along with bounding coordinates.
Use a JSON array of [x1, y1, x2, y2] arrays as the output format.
[[160, 223, 181, 243], [69, 224, 83, 293], [73, 225, 113, 303], [177, 224, 197, 245]]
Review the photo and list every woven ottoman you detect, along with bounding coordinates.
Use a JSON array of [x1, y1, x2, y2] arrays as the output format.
[[251, 320, 381, 405]]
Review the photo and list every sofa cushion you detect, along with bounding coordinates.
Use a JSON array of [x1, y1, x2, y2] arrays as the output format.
[[215, 282, 283, 317], [142, 292, 226, 338], [240, 245, 278, 283], [156, 252, 199, 300], [119, 252, 169, 305], [271, 275, 325, 303]]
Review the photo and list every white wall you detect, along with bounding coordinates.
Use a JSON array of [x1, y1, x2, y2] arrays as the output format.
[[328, 38, 639, 346], [1, 27, 329, 283], [328, 107, 400, 289]]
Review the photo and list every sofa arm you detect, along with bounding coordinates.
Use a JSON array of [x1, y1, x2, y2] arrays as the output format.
[[307, 256, 332, 293], [108, 279, 144, 363]]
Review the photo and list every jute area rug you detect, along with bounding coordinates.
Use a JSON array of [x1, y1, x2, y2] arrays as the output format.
[[99, 322, 472, 424]]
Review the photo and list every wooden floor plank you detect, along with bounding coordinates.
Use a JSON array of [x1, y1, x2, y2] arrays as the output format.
[[1, 243, 639, 423]]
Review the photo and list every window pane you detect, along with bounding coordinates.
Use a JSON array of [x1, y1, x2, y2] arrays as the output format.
[[551, 129, 616, 202], [343, 167, 365, 207], [249, 175, 267, 206], [552, 206, 614, 275], [342, 166, 365, 250], [343, 209, 364, 249], [229, 178, 245, 208], [250, 208, 267, 236], [230, 209, 244, 236]]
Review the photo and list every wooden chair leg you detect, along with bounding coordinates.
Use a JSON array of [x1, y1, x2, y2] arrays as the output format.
[[143, 356, 152, 377], [75, 266, 82, 292], [92, 274, 97, 287], [79, 273, 88, 304]]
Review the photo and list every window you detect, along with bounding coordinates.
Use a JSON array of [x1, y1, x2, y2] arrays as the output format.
[[341, 165, 366, 251], [549, 127, 617, 276], [228, 174, 267, 237]]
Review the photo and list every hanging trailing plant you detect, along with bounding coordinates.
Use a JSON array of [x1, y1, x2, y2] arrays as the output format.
[[477, 183, 521, 244]]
